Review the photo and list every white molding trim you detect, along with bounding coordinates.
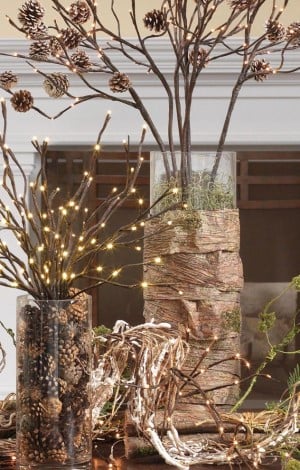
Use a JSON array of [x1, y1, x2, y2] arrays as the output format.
[[0, 152, 35, 177], [0, 38, 300, 87]]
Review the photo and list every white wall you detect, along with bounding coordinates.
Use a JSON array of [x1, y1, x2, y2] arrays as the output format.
[[0, 38, 300, 397], [2, 0, 300, 37]]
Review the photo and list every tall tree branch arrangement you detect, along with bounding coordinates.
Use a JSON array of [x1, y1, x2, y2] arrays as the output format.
[[1, 0, 300, 186]]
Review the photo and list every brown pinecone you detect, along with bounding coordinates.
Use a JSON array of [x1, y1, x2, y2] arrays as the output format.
[[18, 0, 45, 27], [69, 1, 91, 24], [47, 448, 68, 464], [189, 48, 209, 68], [286, 22, 300, 47], [67, 289, 89, 322], [228, 0, 256, 9], [143, 9, 167, 33], [58, 339, 79, 367], [265, 20, 285, 42], [10, 90, 34, 112], [43, 73, 69, 98], [49, 37, 63, 57], [29, 40, 50, 60], [22, 21, 48, 39], [71, 50, 91, 70], [251, 59, 271, 81], [0, 71, 18, 90], [109, 71, 131, 93], [60, 27, 82, 49], [41, 397, 62, 419], [61, 363, 83, 385]]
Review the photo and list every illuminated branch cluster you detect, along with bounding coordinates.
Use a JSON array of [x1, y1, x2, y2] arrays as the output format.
[[92, 320, 300, 469], [0, 99, 174, 300], [1, 0, 299, 185]]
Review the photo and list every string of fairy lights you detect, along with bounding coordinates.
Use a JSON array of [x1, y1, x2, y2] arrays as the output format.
[[0, 100, 181, 300], [0, 0, 299, 468]]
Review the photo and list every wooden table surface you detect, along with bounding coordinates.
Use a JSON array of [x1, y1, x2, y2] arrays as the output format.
[[92, 442, 283, 470], [0, 442, 283, 469]]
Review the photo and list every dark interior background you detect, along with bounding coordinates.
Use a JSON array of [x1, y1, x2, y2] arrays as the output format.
[[46, 150, 300, 327]]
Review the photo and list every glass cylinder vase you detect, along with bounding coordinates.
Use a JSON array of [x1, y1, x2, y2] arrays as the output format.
[[150, 151, 236, 214], [16, 294, 92, 469]]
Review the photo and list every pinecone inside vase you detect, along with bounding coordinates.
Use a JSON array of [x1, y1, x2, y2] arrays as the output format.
[[143, 9, 167, 33], [109, 71, 131, 93], [71, 50, 91, 70], [0, 71, 18, 90], [43, 73, 69, 98], [10, 90, 34, 112], [60, 27, 82, 49], [29, 40, 50, 60], [17, 298, 91, 466], [18, 0, 45, 27], [265, 19, 285, 42], [68, 1, 91, 24]]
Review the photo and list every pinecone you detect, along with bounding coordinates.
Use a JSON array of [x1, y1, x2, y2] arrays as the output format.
[[58, 339, 79, 367], [27, 341, 44, 359], [251, 59, 271, 81], [109, 72, 131, 93], [10, 90, 34, 112], [49, 37, 63, 57], [43, 73, 69, 98], [41, 397, 62, 419], [189, 48, 209, 68], [71, 50, 92, 70], [22, 21, 48, 39], [143, 9, 167, 33], [68, 1, 91, 24], [0, 71, 18, 90], [29, 41, 50, 60], [228, 0, 256, 9], [67, 289, 89, 322], [57, 378, 68, 395], [47, 448, 68, 463], [286, 22, 300, 47], [18, 0, 45, 27], [61, 363, 83, 385], [41, 429, 65, 451], [265, 20, 285, 42], [60, 27, 82, 49]]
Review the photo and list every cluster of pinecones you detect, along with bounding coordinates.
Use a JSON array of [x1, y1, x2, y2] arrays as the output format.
[[17, 299, 91, 465], [0, 1, 94, 111]]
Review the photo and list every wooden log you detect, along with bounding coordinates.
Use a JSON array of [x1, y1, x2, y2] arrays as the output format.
[[143, 210, 241, 256], [143, 209, 243, 409], [144, 251, 243, 291]]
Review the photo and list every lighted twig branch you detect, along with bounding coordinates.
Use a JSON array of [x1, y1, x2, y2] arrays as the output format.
[[1, 0, 300, 186], [92, 319, 300, 469], [0, 99, 177, 300]]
